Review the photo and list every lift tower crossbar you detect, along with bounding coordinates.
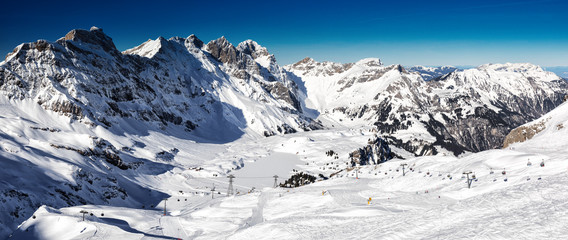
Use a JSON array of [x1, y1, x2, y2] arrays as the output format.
[[400, 163, 408, 176], [463, 171, 475, 189]]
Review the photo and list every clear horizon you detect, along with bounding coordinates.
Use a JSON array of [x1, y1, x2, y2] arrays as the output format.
[[1, 0, 567, 67]]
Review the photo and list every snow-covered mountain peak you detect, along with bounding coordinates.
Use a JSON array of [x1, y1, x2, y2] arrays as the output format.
[[124, 35, 206, 59], [237, 40, 270, 59], [185, 34, 204, 49], [123, 36, 190, 59], [411, 65, 456, 72], [477, 62, 546, 74], [122, 38, 162, 58], [354, 57, 383, 67], [286, 57, 354, 78], [437, 63, 564, 94]]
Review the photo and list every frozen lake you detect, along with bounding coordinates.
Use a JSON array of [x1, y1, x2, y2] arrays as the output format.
[[232, 151, 303, 189]]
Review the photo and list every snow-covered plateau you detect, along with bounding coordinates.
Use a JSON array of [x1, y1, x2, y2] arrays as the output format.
[[1, 27, 568, 239]]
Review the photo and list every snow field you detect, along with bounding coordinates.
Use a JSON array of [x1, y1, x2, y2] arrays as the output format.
[[4, 98, 568, 239], [11, 119, 568, 239]]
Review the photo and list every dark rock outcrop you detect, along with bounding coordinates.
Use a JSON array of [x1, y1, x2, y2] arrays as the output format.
[[349, 136, 395, 166]]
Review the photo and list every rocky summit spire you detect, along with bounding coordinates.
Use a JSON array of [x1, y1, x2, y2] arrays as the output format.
[[60, 26, 117, 52], [205, 36, 238, 64]]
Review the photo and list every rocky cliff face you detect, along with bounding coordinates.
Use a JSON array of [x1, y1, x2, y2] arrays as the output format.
[[0, 27, 320, 140], [502, 119, 548, 148], [287, 60, 568, 156], [349, 136, 394, 166], [502, 99, 568, 150]]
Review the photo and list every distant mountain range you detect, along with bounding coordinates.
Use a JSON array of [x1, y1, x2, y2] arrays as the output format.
[[287, 59, 567, 155], [544, 66, 568, 79], [1, 26, 566, 155]]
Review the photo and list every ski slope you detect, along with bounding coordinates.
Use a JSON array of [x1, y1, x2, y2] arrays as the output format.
[[8, 105, 568, 239]]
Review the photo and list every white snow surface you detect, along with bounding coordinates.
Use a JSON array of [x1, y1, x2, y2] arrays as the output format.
[[5, 100, 568, 239]]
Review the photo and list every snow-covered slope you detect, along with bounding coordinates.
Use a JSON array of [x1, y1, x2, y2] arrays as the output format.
[[287, 59, 568, 156], [10, 116, 568, 239], [0, 97, 170, 237]]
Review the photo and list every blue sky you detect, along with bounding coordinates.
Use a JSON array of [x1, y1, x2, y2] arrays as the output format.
[[1, 0, 566, 67]]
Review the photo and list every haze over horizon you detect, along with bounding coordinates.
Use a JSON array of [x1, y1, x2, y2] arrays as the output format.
[[1, 0, 567, 67]]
